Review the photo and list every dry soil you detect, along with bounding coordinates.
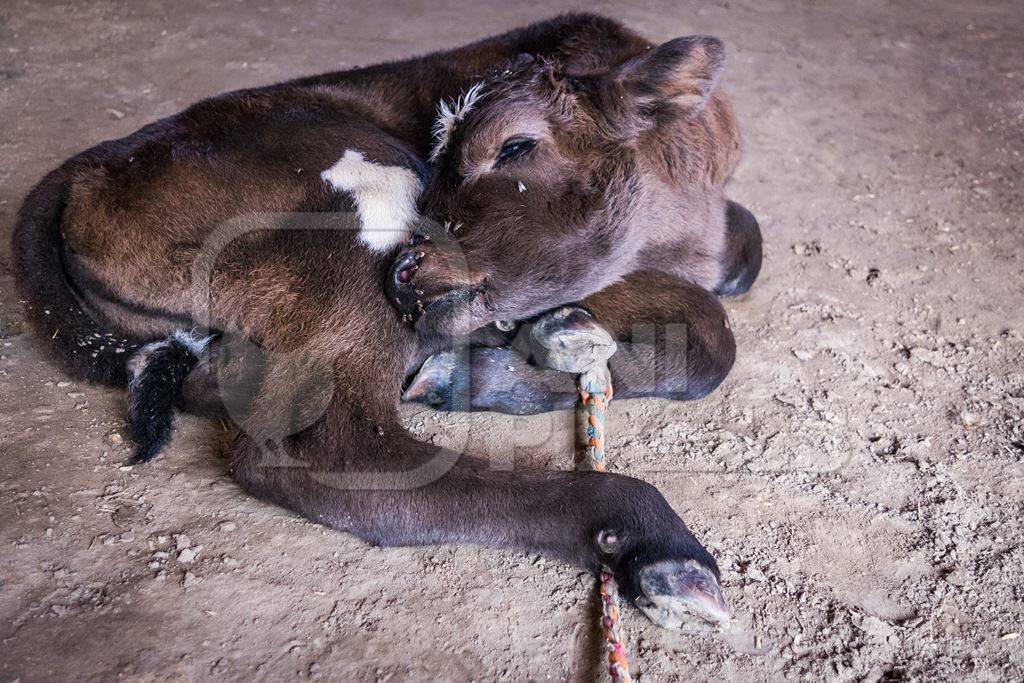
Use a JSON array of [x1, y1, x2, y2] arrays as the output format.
[[1, 0, 1023, 680]]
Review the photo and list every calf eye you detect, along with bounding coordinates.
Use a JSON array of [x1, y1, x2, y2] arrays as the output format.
[[496, 138, 536, 165]]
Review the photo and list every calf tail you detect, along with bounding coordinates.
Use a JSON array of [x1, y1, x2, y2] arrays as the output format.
[[11, 163, 141, 385], [126, 330, 213, 463], [13, 162, 218, 463]]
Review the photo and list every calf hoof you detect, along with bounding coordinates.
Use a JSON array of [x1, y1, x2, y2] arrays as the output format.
[[634, 559, 731, 632], [524, 306, 616, 374], [402, 350, 467, 411], [597, 477, 731, 634], [715, 201, 763, 297]]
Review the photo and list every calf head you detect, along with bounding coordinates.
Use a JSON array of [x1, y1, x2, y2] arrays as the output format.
[[389, 35, 732, 339]]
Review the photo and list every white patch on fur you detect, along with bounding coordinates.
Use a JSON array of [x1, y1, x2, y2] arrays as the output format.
[[429, 82, 486, 162], [171, 329, 213, 356], [320, 150, 422, 253]]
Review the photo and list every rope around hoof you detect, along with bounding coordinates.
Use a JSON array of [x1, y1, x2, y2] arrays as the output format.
[[577, 368, 632, 683]]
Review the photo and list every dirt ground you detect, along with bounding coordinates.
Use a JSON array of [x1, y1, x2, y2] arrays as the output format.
[[1, 0, 1022, 680]]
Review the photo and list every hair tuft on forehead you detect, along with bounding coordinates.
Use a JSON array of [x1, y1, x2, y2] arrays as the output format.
[[429, 82, 486, 162]]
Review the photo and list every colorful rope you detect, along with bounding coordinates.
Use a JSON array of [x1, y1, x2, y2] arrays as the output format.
[[577, 367, 612, 472], [600, 569, 631, 682], [576, 367, 632, 683]]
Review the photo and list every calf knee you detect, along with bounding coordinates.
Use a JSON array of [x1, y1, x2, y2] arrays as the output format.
[[678, 339, 734, 400], [668, 304, 736, 401]]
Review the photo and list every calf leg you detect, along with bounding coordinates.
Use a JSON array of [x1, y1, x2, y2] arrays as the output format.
[[404, 272, 735, 414], [230, 390, 729, 631]]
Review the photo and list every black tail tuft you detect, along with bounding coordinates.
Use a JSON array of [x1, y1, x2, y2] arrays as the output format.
[[127, 330, 212, 463]]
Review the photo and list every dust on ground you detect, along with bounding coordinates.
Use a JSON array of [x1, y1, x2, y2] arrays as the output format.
[[1, 0, 1022, 680]]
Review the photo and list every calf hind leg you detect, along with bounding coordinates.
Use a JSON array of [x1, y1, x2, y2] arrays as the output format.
[[228, 394, 730, 632]]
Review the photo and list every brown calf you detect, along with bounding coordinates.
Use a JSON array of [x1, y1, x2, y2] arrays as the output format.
[[12, 14, 759, 633]]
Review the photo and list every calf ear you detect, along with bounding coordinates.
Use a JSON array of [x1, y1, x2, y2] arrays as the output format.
[[615, 36, 726, 113]]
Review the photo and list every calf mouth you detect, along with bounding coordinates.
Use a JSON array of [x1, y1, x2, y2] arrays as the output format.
[[385, 234, 485, 325], [387, 247, 429, 322]]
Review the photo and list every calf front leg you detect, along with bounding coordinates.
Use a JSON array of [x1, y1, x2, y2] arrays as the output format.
[[714, 200, 763, 297], [404, 272, 735, 413], [229, 394, 729, 632]]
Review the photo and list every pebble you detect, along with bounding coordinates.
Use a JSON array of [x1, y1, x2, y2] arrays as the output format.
[[182, 571, 200, 588], [744, 567, 769, 582], [218, 521, 237, 532], [178, 546, 201, 563]]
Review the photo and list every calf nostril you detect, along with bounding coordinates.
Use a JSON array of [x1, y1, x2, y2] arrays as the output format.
[[399, 268, 413, 283]]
